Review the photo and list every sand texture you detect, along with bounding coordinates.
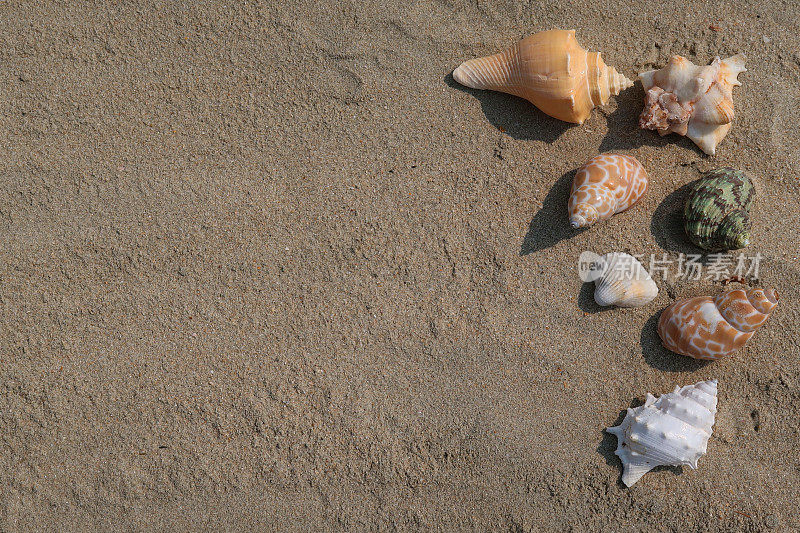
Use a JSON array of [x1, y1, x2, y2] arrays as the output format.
[[1, 0, 799, 530]]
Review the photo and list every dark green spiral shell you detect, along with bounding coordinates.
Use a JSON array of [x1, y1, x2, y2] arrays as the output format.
[[684, 168, 755, 251]]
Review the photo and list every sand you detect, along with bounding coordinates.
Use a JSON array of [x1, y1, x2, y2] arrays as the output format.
[[1, 0, 799, 530]]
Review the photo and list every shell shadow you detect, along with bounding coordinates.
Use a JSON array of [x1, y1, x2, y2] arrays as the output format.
[[598, 82, 707, 156], [651, 181, 717, 261], [598, 399, 684, 488], [520, 169, 579, 255], [577, 281, 612, 314], [640, 308, 711, 372], [444, 72, 572, 143]]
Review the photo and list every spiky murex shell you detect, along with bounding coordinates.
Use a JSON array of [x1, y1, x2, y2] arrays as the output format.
[[639, 55, 746, 155], [606, 380, 718, 487]]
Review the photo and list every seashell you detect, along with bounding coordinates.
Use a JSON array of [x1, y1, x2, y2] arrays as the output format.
[[592, 252, 658, 307], [684, 168, 755, 251], [453, 29, 633, 124], [639, 54, 746, 155], [607, 380, 718, 487], [658, 287, 778, 360], [568, 153, 648, 229]]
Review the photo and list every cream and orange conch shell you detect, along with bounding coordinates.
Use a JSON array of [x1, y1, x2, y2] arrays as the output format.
[[453, 29, 633, 124], [658, 287, 778, 360], [639, 54, 746, 155], [568, 153, 648, 229]]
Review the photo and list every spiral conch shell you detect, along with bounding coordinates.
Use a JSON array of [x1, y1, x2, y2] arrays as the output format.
[[639, 55, 746, 155], [684, 168, 755, 251], [658, 287, 778, 360], [568, 154, 648, 229], [591, 252, 658, 307], [453, 29, 633, 124], [607, 380, 717, 487]]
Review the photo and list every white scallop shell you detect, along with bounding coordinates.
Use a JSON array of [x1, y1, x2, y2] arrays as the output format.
[[592, 252, 658, 307], [606, 380, 717, 487]]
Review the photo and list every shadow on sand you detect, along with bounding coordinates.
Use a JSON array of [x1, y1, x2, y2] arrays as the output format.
[[650, 181, 711, 256], [446, 73, 710, 257], [576, 281, 614, 314], [444, 72, 574, 143], [519, 169, 580, 255]]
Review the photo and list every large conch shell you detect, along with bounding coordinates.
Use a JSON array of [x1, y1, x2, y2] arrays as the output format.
[[684, 168, 755, 251], [568, 153, 649, 229], [639, 55, 746, 155], [658, 287, 778, 360], [453, 29, 633, 124], [592, 252, 658, 307], [607, 380, 717, 487]]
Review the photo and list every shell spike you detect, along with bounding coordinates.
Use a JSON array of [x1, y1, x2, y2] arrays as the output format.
[[721, 54, 747, 86], [620, 462, 653, 487]]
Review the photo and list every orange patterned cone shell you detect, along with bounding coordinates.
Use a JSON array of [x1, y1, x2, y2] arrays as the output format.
[[568, 153, 649, 229], [657, 287, 779, 360]]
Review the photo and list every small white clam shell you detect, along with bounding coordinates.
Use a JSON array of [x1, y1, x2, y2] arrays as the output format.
[[592, 252, 658, 307], [606, 380, 718, 487]]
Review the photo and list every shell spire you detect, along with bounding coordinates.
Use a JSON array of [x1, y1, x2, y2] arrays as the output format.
[[568, 153, 648, 228], [607, 380, 718, 486], [658, 287, 778, 360], [453, 29, 633, 124]]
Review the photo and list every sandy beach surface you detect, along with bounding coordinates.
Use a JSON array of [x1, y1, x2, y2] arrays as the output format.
[[1, 0, 799, 530]]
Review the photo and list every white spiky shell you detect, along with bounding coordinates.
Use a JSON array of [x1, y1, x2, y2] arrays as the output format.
[[639, 55, 746, 155], [606, 380, 717, 487], [592, 252, 658, 307]]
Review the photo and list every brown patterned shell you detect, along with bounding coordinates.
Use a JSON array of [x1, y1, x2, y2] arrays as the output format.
[[568, 154, 649, 229], [657, 287, 778, 360]]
